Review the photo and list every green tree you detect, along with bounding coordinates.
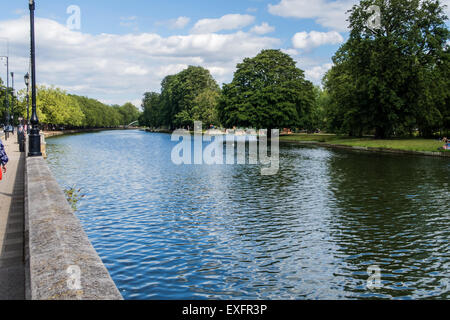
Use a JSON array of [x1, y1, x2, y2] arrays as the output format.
[[159, 75, 178, 128], [174, 89, 221, 128], [70, 95, 101, 128], [140, 92, 162, 128], [323, 58, 362, 136], [325, 0, 450, 138], [430, 45, 450, 136], [36, 86, 84, 127], [218, 49, 315, 130], [0, 77, 22, 126], [70, 95, 124, 128], [118, 102, 141, 126], [192, 89, 220, 127], [307, 86, 329, 132], [0, 77, 8, 124], [160, 66, 220, 129], [12, 84, 136, 129]]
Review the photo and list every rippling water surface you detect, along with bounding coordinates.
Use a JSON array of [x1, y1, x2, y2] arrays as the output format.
[[46, 130, 450, 300]]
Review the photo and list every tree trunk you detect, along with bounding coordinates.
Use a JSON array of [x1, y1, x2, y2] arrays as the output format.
[[375, 127, 386, 139]]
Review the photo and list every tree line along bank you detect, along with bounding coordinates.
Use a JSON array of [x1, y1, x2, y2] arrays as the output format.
[[140, 0, 449, 139], [2, 0, 449, 138]]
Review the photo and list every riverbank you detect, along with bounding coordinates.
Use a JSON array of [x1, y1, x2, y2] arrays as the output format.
[[44, 127, 141, 138], [280, 134, 450, 158], [144, 128, 172, 134]]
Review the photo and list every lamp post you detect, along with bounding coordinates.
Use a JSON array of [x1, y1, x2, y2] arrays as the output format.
[[1, 56, 10, 140], [24, 72, 30, 134], [28, 0, 42, 157], [10, 71, 14, 133]]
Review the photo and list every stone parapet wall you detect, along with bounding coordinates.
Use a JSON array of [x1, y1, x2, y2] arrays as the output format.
[[24, 142, 122, 300]]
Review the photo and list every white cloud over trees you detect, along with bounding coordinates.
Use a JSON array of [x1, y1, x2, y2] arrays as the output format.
[[0, 16, 280, 105], [191, 14, 255, 34], [268, 0, 358, 31], [292, 31, 344, 50]]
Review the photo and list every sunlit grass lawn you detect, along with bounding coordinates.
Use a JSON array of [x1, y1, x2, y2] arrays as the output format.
[[280, 134, 447, 152]]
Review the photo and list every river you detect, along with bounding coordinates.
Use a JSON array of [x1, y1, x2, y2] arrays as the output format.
[[46, 130, 450, 300]]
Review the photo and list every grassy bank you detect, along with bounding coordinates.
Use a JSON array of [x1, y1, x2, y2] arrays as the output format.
[[280, 134, 448, 153]]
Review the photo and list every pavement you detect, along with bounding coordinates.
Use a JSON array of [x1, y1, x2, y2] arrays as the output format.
[[0, 133, 25, 300]]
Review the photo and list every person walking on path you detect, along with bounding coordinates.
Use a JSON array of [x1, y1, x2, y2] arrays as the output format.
[[0, 137, 8, 176]]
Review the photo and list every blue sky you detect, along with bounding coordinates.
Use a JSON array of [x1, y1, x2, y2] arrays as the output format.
[[0, 0, 448, 107]]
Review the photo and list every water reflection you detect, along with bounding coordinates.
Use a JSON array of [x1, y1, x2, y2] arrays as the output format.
[[46, 131, 449, 300], [326, 150, 450, 299]]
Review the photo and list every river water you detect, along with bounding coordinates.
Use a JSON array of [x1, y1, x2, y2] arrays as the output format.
[[46, 130, 450, 300]]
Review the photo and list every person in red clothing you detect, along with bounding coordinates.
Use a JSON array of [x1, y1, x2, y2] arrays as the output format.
[[0, 137, 8, 176]]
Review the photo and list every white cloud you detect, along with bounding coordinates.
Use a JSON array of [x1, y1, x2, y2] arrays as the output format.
[[281, 48, 299, 56], [0, 16, 280, 105], [292, 31, 344, 50], [169, 16, 191, 29], [155, 64, 189, 78], [250, 22, 275, 35], [268, 0, 358, 31], [130, 98, 142, 109], [304, 63, 333, 83], [443, 0, 450, 17], [123, 65, 149, 76], [156, 17, 191, 30], [191, 14, 255, 34], [269, 0, 449, 31]]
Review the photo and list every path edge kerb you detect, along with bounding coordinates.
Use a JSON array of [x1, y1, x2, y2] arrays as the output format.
[[24, 140, 123, 300]]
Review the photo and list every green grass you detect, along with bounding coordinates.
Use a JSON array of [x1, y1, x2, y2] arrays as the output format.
[[280, 134, 448, 153], [279, 134, 346, 143]]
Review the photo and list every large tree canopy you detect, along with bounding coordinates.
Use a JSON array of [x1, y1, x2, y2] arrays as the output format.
[[3, 85, 139, 129], [0, 77, 21, 126], [70, 95, 125, 128], [1, 78, 138, 129], [324, 0, 450, 138], [37, 86, 85, 127], [118, 102, 141, 126], [160, 66, 220, 129], [218, 49, 315, 130], [140, 92, 162, 128]]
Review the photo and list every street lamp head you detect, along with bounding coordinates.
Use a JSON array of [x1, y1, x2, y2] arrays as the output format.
[[24, 72, 30, 86]]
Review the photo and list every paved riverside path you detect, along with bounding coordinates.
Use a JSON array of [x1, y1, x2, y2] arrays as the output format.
[[0, 134, 25, 300]]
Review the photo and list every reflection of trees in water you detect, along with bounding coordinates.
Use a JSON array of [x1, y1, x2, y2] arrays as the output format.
[[45, 140, 72, 167], [327, 149, 450, 298]]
